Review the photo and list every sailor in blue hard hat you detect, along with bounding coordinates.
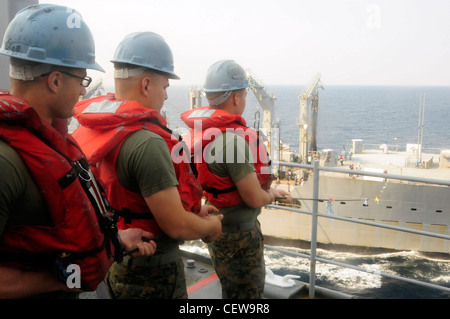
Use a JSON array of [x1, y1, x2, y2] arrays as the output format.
[[0, 4, 155, 299], [111, 31, 180, 80], [71, 31, 223, 299], [0, 4, 104, 76], [203, 59, 251, 106]]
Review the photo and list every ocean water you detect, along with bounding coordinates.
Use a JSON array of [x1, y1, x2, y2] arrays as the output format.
[[163, 84, 450, 154], [264, 245, 450, 299]]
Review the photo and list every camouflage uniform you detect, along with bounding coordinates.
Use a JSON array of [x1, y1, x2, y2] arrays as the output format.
[[203, 133, 267, 299], [105, 250, 187, 299], [207, 220, 265, 299]]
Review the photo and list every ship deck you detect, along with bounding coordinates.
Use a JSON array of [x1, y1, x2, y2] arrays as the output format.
[[342, 149, 450, 181], [81, 249, 354, 299]]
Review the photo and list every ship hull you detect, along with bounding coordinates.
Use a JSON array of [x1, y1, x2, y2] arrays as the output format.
[[260, 174, 450, 253]]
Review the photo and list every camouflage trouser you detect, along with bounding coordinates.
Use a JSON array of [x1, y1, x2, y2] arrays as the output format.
[[104, 256, 187, 299], [207, 221, 265, 299]]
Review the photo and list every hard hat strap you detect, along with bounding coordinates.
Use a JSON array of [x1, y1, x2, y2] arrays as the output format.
[[9, 64, 53, 81], [114, 67, 148, 79], [208, 91, 232, 106]]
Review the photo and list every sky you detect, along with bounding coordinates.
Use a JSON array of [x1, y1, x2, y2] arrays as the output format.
[[41, 0, 450, 87]]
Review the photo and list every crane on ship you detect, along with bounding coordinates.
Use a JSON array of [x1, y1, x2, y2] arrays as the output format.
[[189, 86, 203, 110], [246, 73, 276, 137], [299, 73, 323, 163], [246, 72, 280, 175]]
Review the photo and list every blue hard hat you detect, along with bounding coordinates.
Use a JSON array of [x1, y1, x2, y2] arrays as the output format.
[[203, 60, 250, 92], [111, 32, 179, 79], [0, 4, 104, 72]]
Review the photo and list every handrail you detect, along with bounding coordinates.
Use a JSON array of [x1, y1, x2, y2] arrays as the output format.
[[265, 204, 450, 241], [277, 160, 450, 186], [266, 160, 450, 298], [309, 160, 320, 297]]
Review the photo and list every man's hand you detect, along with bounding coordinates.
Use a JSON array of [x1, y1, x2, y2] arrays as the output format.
[[118, 228, 157, 259], [198, 204, 219, 217], [201, 214, 223, 243], [270, 188, 294, 204]]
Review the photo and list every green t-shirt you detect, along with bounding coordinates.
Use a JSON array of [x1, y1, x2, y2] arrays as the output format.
[[0, 141, 51, 235], [204, 132, 260, 225], [116, 130, 178, 197]]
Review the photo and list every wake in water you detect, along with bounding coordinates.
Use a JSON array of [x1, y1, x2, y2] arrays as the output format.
[[181, 240, 450, 299], [266, 246, 450, 298]]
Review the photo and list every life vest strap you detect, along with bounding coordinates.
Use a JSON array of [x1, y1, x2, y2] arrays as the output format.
[[203, 186, 237, 198], [117, 208, 154, 224]]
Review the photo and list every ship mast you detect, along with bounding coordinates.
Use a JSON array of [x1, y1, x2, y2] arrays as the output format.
[[299, 73, 323, 163]]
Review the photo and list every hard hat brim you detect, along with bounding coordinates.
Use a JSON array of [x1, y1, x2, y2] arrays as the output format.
[[110, 58, 179, 79], [0, 49, 105, 73]]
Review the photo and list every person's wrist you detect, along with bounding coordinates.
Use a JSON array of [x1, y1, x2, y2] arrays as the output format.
[[269, 190, 275, 203]]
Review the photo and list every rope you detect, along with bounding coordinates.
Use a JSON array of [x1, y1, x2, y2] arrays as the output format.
[[298, 198, 369, 202]]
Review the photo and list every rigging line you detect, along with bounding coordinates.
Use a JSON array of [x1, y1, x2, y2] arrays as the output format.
[[299, 198, 369, 202]]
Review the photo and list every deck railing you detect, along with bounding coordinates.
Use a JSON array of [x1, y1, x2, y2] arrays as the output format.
[[264, 160, 450, 298]]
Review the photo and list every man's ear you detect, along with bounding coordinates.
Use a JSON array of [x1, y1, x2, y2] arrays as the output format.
[[141, 77, 151, 97], [233, 91, 241, 106], [47, 71, 61, 93]]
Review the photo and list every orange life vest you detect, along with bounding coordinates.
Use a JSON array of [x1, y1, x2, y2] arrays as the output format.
[[73, 94, 202, 236], [0, 92, 119, 291], [181, 106, 272, 207]]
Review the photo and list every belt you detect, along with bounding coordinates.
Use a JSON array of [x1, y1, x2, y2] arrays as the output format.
[[124, 249, 180, 268], [222, 221, 256, 233]]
